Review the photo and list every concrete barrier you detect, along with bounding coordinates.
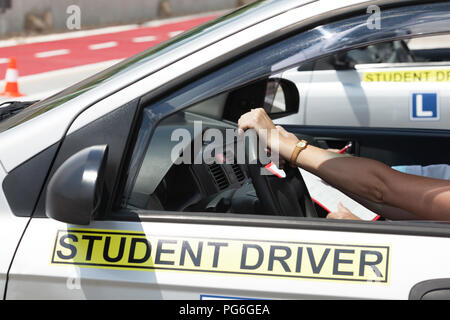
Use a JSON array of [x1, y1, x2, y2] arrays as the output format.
[[0, 0, 255, 38]]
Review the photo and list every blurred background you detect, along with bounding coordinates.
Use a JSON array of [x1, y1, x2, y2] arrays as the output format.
[[0, 0, 256, 102]]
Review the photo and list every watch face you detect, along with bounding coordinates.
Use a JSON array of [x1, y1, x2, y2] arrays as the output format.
[[298, 140, 307, 148]]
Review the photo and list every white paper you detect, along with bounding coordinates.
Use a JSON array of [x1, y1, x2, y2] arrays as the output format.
[[300, 168, 379, 221]]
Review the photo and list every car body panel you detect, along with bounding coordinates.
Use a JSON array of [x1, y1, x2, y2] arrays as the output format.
[[2, 0, 450, 300], [6, 217, 450, 299], [279, 63, 450, 128]]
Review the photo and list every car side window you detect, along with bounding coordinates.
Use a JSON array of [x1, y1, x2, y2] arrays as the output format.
[[119, 3, 450, 218], [278, 34, 450, 129], [122, 80, 297, 213]]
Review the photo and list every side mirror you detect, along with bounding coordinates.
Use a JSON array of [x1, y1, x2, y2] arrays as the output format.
[[46, 145, 108, 225], [263, 78, 299, 119]]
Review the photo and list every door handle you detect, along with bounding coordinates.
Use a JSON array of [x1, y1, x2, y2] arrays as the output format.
[[410, 279, 450, 300]]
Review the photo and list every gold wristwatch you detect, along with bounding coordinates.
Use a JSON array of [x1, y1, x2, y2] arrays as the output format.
[[289, 140, 308, 167]]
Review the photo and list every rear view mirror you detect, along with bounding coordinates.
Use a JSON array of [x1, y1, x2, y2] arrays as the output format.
[[263, 78, 299, 119], [223, 78, 299, 122], [46, 145, 108, 225]]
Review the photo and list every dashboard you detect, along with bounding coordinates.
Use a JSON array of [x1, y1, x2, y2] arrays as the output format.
[[153, 160, 260, 214]]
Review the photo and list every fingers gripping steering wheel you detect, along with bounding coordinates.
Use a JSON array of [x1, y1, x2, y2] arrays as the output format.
[[243, 130, 318, 218]]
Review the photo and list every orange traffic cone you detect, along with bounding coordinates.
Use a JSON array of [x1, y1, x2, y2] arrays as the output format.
[[1, 57, 24, 97]]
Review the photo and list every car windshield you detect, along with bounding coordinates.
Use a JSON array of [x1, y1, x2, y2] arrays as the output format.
[[0, 0, 297, 134]]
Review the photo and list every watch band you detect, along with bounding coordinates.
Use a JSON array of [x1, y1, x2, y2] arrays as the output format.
[[289, 140, 308, 167]]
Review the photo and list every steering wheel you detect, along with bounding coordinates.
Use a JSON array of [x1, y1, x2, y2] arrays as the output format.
[[243, 130, 318, 218]]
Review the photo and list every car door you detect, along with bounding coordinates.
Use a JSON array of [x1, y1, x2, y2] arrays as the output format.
[[5, 1, 450, 300]]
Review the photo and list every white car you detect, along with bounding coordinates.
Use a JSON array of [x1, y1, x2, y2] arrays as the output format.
[[0, 0, 450, 300], [279, 35, 450, 129]]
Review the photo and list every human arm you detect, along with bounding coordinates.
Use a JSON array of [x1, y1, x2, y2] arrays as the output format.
[[238, 108, 450, 220]]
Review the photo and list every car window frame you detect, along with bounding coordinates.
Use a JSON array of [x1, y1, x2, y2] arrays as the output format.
[[102, 1, 450, 236]]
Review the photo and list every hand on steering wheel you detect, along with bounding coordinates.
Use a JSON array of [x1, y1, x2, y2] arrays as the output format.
[[238, 109, 318, 218], [238, 108, 301, 164]]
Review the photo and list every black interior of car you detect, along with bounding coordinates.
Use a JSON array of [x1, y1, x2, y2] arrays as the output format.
[[302, 39, 450, 71], [145, 123, 321, 218], [124, 75, 327, 218]]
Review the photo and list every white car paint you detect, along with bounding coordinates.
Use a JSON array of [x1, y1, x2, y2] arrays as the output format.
[[279, 64, 450, 128], [0, 162, 29, 297], [7, 216, 450, 299], [1, 0, 450, 301]]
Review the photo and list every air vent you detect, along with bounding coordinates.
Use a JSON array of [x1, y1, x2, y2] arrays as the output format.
[[208, 164, 229, 190], [232, 164, 245, 183]]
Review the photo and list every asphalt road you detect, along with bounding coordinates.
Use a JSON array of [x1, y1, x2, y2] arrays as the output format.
[[0, 13, 218, 103]]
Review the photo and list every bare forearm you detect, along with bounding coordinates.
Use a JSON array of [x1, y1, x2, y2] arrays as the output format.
[[237, 109, 450, 220], [296, 146, 420, 219], [294, 144, 391, 205], [293, 144, 450, 220], [342, 191, 421, 220]]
